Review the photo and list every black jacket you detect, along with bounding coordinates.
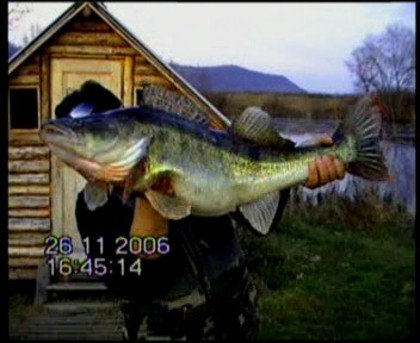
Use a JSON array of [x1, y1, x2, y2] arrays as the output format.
[[75, 188, 290, 302]]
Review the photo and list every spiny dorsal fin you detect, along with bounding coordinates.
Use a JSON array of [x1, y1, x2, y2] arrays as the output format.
[[230, 107, 293, 150], [142, 84, 210, 126]]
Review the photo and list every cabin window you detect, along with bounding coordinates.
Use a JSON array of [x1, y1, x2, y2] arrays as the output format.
[[9, 88, 39, 130], [135, 87, 144, 106]]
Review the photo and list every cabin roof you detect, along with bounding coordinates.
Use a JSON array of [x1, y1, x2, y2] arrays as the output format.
[[8, 1, 230, 127]]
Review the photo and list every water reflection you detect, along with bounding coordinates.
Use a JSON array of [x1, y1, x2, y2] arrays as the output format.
[[275, 119, 415, 214]]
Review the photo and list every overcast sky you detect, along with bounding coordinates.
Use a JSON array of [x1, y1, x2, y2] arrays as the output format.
[[8, 2, 416, 94]]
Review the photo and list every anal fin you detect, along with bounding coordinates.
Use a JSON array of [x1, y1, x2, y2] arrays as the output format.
[[239, 191, 280, 235]]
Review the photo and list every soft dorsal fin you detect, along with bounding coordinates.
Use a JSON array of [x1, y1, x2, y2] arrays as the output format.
[[230, 107, 293, 149]]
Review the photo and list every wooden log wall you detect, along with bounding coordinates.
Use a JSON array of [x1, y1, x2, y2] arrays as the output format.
[[9, 52, 48, 279], [8, 146, 51, 279], [134, 56, 172, 89], [9, 56, 40, 86], [48, 12, 138, 57]]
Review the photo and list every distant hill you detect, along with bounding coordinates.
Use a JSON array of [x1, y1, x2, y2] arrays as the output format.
[[170, 63, 306, 94], [8, 42, 20, 59]]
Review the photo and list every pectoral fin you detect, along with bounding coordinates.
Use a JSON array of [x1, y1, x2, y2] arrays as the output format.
[[144, 189, 191, 220], [83, 182, 110, 211], [122, 158, 148, 204], [239, 191, 280, 235]]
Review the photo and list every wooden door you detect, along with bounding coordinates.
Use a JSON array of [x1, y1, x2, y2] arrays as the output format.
[[50, 58, 123, 259]]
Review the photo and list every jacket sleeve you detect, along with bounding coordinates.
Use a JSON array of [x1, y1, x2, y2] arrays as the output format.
[[75, 190, 134, 259]]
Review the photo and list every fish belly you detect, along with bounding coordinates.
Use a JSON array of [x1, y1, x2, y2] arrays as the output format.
[[172, 172, 238, 217]]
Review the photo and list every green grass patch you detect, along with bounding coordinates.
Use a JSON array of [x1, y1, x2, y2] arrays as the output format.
[[242, 199, 415, 340]]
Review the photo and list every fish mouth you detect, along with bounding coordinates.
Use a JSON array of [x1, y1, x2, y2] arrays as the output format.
[[40, 123, 132, 183], [40, 123, 82, 148], [47, 142, 130, 183]]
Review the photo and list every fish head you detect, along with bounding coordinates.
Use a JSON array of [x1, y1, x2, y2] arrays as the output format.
[[40, 113, 145, 183]]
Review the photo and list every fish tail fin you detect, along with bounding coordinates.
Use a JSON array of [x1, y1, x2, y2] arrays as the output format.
[[332, 96, 390, 181]]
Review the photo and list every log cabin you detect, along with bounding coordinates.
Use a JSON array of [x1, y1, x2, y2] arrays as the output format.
[[8, 1, 230, 280]]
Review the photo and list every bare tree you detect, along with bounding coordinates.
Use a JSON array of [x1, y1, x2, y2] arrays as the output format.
[[346, 24, 415, 128], [8, 3, 31, 30], [22, 23, 42, 46]]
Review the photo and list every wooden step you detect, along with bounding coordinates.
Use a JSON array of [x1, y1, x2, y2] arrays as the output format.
[[46, 281, 108, 291], [45, 301, 118, 312], [45, 280, 112, 302]]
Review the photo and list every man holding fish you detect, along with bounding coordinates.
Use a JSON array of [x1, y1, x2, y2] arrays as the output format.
[[42, 81, 387, 340]]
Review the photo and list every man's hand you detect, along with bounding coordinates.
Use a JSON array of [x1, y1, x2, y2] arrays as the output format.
[[304, 136, 346, 189], [128, 177, 175, 260], [130, 197, 169, 260]]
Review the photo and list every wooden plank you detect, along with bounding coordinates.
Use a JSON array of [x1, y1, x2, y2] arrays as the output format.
[[134, 75, 171, 87], [9, 232, 50, 246], [19, 55, 40, 66], [13, 63, 39, 76], [40, 55, 50, 122], [9, 74, 40, 85], [9, 173, 50, 185], [68, 20, 113, 32], [9, 218, 51, 231], [8, 185, 50, 195], [8, 209, 50, 218], [9, 132, 44, 146], [134, 55, 147, 64], [9, 257, 44, 267], [123, 56, 134, 106], [52, 32, 128, 46], [9, 146, 49, 160], [9, 267, 38, 279], [134, 64, 157, 76], [9, 246, 45, 257], [9, 196, 49, 208], [46, 45, 137, 56], [9, 160, 50, 173]]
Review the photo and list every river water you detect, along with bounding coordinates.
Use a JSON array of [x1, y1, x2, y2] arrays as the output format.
[[273, 118, 416, 214]]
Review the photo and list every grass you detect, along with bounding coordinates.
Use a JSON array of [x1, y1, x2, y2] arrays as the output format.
[[241, 196, 415, 340]]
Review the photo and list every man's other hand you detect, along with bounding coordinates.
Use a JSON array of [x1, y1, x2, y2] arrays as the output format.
[[304, 136, 346, 189]]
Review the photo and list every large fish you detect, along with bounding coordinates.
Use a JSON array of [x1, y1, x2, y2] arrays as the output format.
[[40, 97, 389, 235]]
